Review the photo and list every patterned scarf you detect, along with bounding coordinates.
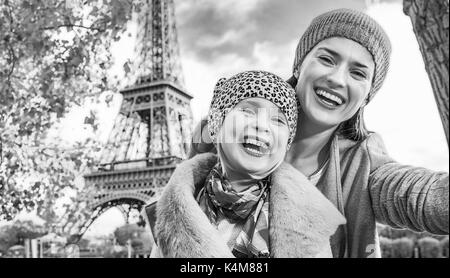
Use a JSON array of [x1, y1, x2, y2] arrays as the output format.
[[197, 163, 271, 258]]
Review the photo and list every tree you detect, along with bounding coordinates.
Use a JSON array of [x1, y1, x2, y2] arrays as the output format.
[[379, 237, 394, 258], [441, 237, 449, 257], [113, 223, 153, 252], [418, 237, 442, 258], [391, 237, 415, 258], [0, 220, 46, 253], [0, 1, 145, 226], [113, 224, 142, 246], [404, 0, 449, 146]]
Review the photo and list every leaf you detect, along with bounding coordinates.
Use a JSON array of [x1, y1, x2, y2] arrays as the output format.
[[90, 6, 99, 17], [84, 110, 96, 126], [105, 93, 114, 107], [0, 0, 134, 228], [123, 61, 131, 74]]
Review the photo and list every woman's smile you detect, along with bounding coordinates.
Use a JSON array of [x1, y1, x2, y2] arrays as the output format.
[[314, 87, 346, 109], [313, 87, 346, 109]]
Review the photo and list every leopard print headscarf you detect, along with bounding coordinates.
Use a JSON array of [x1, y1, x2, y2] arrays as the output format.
[[208, 70, 298, 149]]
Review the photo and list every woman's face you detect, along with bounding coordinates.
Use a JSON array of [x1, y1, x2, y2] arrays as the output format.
[[218, 97, 290, 178], [295, 37, 375, 129]]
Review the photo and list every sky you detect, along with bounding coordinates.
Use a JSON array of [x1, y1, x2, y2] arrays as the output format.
[[8, 0, 449, 236], [107, 0, 449, 171]]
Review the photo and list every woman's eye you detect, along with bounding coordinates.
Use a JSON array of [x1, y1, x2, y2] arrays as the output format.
[[351, 70, 368, 80], [318, 55, 334, 65]]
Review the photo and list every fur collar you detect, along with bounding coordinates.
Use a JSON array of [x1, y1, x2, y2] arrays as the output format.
[[155, 153, 346, 258]]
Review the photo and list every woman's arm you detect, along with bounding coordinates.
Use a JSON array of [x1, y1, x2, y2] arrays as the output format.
[[367, 133, 449, 234]]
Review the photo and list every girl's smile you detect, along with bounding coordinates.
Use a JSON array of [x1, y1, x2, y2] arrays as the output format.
[[242, 135, 271, 157]]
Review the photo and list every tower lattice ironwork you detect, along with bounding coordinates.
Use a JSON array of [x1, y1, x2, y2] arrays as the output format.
[[79, 0, 193, 240]]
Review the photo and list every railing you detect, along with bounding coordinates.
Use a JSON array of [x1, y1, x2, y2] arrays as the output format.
[[96, 156, 183, 172]]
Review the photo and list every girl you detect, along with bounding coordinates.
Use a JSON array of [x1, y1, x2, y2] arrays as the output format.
[[148, 70, 345, 258]]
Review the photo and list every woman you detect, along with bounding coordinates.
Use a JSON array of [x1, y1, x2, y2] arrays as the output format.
[[147, 71, 345, 258], [187, 9, 449, 258]]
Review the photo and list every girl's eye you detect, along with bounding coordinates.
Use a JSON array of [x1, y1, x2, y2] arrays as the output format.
[[318, 55, 334, 65], [240, 107, 256, 116], [273, 116, 287, 125]]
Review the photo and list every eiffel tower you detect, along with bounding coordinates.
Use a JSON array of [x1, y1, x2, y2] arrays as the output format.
[[81, 0, 193, 238]]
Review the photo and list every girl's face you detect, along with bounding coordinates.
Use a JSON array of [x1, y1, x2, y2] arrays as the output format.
[[295, 37, 375, 129], [218, 98, 290, 178]]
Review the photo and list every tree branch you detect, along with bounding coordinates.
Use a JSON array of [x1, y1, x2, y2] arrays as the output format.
[[7, 46, 16, 82], [41, 24, 105, 32]]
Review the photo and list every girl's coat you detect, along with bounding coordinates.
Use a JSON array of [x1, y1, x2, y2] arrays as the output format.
[[151, 153, 346, 258]]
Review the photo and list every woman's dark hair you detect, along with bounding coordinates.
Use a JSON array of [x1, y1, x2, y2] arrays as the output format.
[[287, 75, 370, 142]]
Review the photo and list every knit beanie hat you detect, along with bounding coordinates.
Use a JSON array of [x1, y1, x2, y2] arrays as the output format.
[[208, 70, 298, 149], [292, 8, 392, 102]]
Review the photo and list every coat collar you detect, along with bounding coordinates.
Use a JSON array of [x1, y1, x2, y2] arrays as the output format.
[[317, 134, 348, 258], [155, 153, 346, 258]]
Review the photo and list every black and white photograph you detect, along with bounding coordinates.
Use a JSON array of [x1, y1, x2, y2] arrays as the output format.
[[0, 0, 448, 261]]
